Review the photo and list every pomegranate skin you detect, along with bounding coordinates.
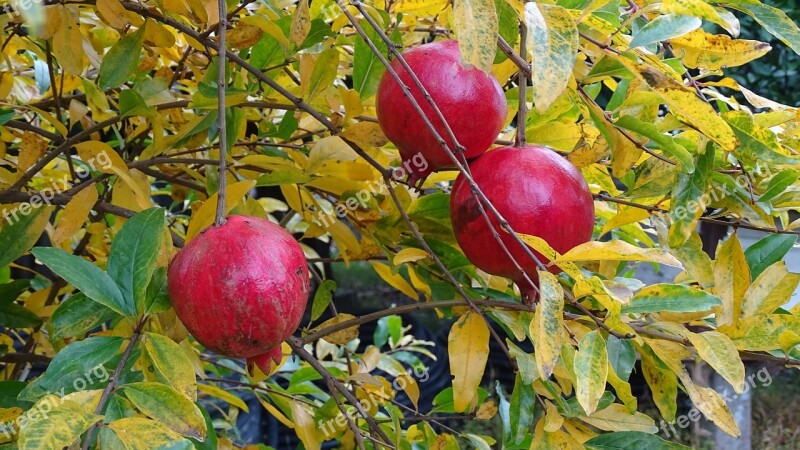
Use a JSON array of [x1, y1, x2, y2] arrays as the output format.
[[167, 216, 309, 358], [449, 146, 594, 292], [247, 346, 283, 376], [376, 40, 507, 180]]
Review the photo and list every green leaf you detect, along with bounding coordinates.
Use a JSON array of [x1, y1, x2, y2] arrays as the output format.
[[668, 145, 714, 247], [525, 3, 579, 112], [31, 247, 128, 316], [0, 205, 53, 268], [508, 373, 535, 445], [0, 280, 31, 305], [744, 234, 797, 278], [18, 400, 100, 450], [494, 0, 518, 63], [606, 335, 636, 382], [18, 336, 123, 402], [310, 279, 336, 322], [98, 27, 145, 89], [107, 207, 165, 316], [0, 381, 26, 408], [585, 430, 692, 449], [50, 293, 116, 340], [628, 14, 701, 49], [759, 169, 799, 204], [119, 382, 207, 439], [574, 330, 608, 415], [622, 284, 722, 313], [0, 303, 42, 328], [353, 20, 388, 99], [614, 115, 694, 173], [144, 266, 171, 314], [142, 332, 197, 401], [453, 0, 499, 73], [107, 417, 194, 450]]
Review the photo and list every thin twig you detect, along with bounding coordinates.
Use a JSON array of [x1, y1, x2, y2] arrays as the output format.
[[214, 0, 229, 227]]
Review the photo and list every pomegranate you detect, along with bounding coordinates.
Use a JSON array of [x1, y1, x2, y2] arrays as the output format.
[[449, 146, 594, 302], [168, 215, 309, 363], [376, 40, 507, 182]]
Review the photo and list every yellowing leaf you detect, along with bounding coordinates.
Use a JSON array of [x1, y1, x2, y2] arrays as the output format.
[[371, 262, 419, 300], [185, 180, 257, 242], [718, 314, 800, 351], [198, 383, 249, 412], [97, 0, 131, 29], [453, 0, 499, 73], [290, 401, 320, 450], [143, 332, 197, 401], [448, 311, 490, 412], [228, 24, 263, 49], [741, 261, 800, 316], [397, 373, 420, 410], [290, 0, 311, 46], [713, 233, 750, 326], [579, 403, 657, 433], [679, 374, 740, 437], [556, 240, 683, 267], [312, 313, 359, 345], [394, 0, 449, 16], [574, 330, 608, 415], [670, 29, 771, 70], [17, 131, 48, 175], [18, 399, 100, 450], [257, 396, 294, 429], [533, 271, 564, 379], [685, 331, 745, 393], [52, 5, 85, 76], [53, 187, 98, 246], [655, 87, 738, 151], [661, 0, 727, 29], [339, 122, 389, 148], [525, 3, 579, 112], [108, 418, 193, 449], [393, 248, 429, 265]]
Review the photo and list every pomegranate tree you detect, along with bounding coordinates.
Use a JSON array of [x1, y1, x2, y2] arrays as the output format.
[[376, 40, 507, 182], [168, 215, 309, 373], [449, 145, 595, 302]]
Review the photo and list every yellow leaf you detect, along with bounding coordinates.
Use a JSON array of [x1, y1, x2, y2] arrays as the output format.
[[290, 0, 311, 46], [476, 400, 498, 420], [515, 232, 582, 279], [396, 373, 420, 410], [640, 346, 678, 421], [97, 0, 131, 29], [142, 332, 197, 401], [393, 0, 449, 16], [556, 240, 683, 267], [17, 131, 48, 175], [0, 72, 14, 99], [73, 141, 127, 175], [670, 29, 771, 70], [53, 186, 98, 245], [18, 399, 100, 450], [655, 86, 738, 151], [574, 330, 607, 415], [339, 122, 389, 148], [107, 418, 192, 449], [52, 5, 85, 76], [198, 383, 249, 412], [580, 403, 657, 433], [312, 314, 359, 345], [543, 401, 564, 432], [778, 330, 800, 354], [713, 233, 750, 326], [685, 331, 745, 393], [606, 366, 637, 413], [289, 401, 320, 450], [307, 136, 358, 172], [371, 262, 419, 300], [239, 15, 290, 49], [533, 271, 564, 379], [228, 24, 263, 49], [453, 0, 499, 73], [661, 0, 727, 29], [0, 407, 22, 443], [448, 311, 490, 412], [143, 19, 176, 48], [256, 396, 294, 429], [185, 180, 257, 242], [718, 314, 800, 351], [525, 3, 579, 113], [29, 106, 68, 137], [393, 248, 429, 265], [741, 261, 800, 316], [531, 419, 584, 449]]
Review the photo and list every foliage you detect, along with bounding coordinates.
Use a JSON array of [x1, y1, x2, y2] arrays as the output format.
[[0, 0, 799, 448]]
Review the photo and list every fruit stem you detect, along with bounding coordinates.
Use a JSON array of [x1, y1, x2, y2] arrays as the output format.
[[214, 0, 229, 227], [516, 20, 528, 147]]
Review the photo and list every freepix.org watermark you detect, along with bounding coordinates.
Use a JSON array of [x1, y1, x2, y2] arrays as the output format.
[[2, 151, 113, 226], [658, 366, 773, 439], [0, 364, 110, 440], [318, 364, 431, 438], [315, 152, 428, 229]]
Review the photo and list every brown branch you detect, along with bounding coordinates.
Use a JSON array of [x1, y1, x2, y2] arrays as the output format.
[[215, 0, 229, 227], [516, 22, 528, 147]]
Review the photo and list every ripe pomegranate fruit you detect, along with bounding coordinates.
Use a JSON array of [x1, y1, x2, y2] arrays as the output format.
[[168, 215, 309, 365], [449, 146, 594, 302], [376, 40, 507, 182]]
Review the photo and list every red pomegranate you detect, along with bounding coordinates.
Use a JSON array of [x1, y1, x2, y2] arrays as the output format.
[[168, 215, 309, 363], [449, 146, 594, 302], [376, 40, 507, 182]]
